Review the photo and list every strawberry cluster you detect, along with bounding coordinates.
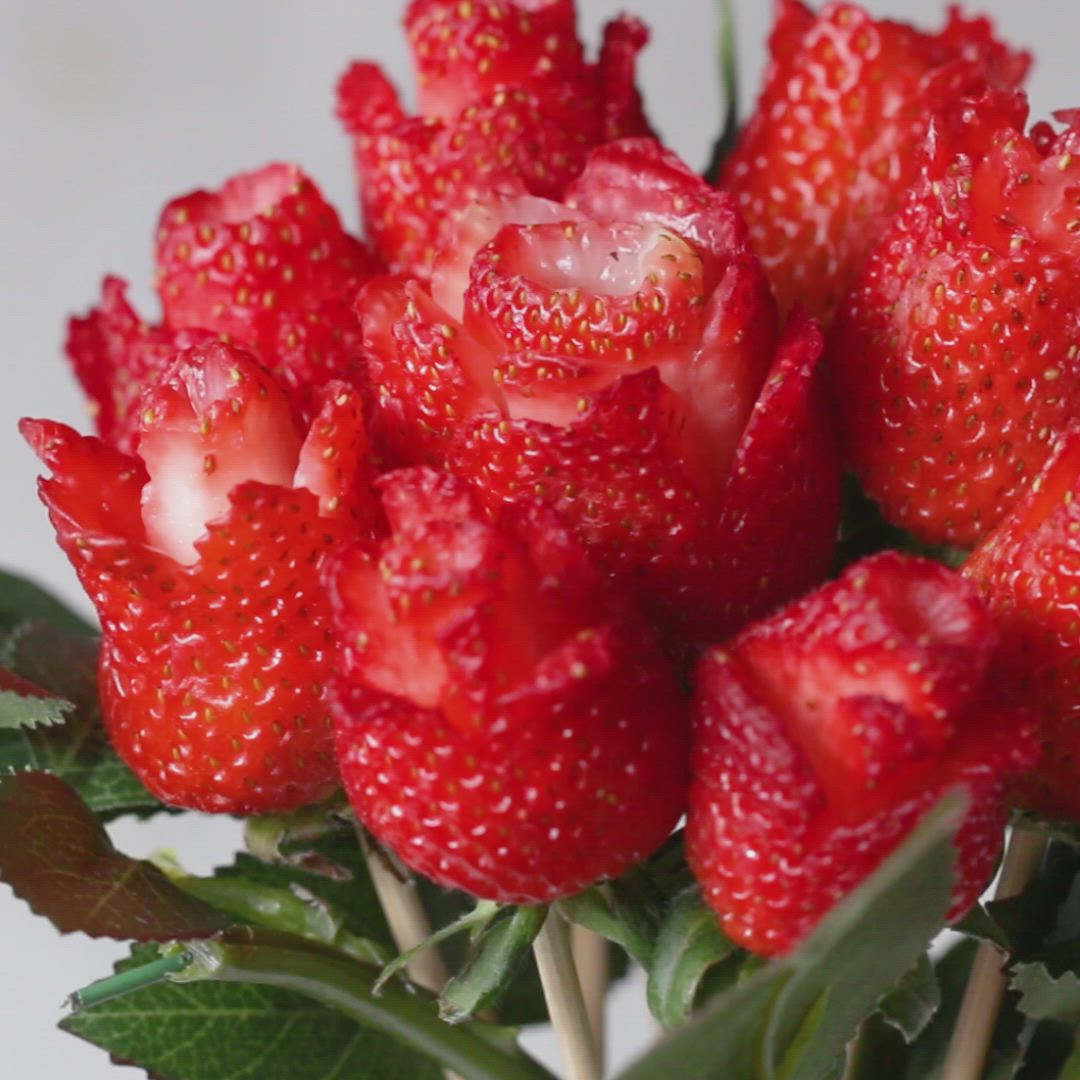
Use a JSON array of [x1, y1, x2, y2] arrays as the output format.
[[23, 0, 1079, 955], [356, 138, 840, 641]]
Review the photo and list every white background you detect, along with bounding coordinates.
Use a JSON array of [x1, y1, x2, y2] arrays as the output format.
[[0, 1, 1073, 1075]]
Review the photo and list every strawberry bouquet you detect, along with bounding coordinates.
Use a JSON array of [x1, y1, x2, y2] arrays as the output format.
[[3, 2, 1080, 1078]]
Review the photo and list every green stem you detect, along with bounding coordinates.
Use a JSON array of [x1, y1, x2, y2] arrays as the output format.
[[704, 0, 739, 184], [72, 930, 556, 1080], [71, 952, 190, 1010], [152, 854, 388, 965], [375, 899, 500, 993], [243, 796, 352, 863], [179, 934, 556, 1080]]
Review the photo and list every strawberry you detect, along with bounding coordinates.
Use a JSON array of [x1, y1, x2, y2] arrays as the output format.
[[831, 94, 1080, 547], [154, 162, 377, 418], [686, 552, 1038, 956], [65, 277, 217, 455], [22, 342, 376, 813], [720, 0, 1029, 323], [405, 0, 583, 119], [335, 1, 651, 280], [355, 139, 841, 641], [69, 165, 377, 453], [326, 467, 689, 903], [965, 426, 1080, 822]]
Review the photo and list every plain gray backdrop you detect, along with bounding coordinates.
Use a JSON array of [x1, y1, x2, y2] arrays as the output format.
[[0, 1, 1072, 1075]]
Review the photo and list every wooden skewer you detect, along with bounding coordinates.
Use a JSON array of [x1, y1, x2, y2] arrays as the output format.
[[360, 831, 451, 994], [359, 830, 462, 1080], [571, 924, 608, 1073], [534, 910, 603, 1080], [941, 827, 1048, 1080]]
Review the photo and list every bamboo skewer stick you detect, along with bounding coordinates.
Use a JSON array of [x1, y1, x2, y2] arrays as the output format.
[[358, 829, 464, 1080], [941, 828, 1048, 1080], [571, 924, 608, 1072], [360, 830, 451, 994], [534, 911, 603, 1080]]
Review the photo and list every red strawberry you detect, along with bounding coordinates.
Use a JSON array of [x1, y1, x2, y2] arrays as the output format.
[[405, 0, 583, 119], [720, 0, 1028, 322], [65, 277, 217, 455], [335, 2, 652, 280], [831, 95, 1080, 547], [154, 162, 377, 417], [355, 139, 841, 641], [22, 342, 376, 813], [327, 467, 689, 903], [965, 426, 1080, 821], [687, 552, 1038, 956]]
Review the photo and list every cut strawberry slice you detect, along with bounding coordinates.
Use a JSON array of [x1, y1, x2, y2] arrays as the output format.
[[464, 220, 707, 367], [567, 139, 748, 285], [329, 470, 588, 730], [293, 382, 376, 531], [156, 163, 373, 342], [405, 0, 583, 120], [65, 277, 218, 454], [137, 344, 303, 565], [431, 195, 581, 321], [738, 553, 997, 808], [355, 277, 501, 467]]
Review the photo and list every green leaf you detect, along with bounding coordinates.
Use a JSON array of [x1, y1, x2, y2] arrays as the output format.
[[646, 885, 741, 1029], [844, 1015, 909, 1080], [1012, 963, 1080, 1023], [953, 902, 1011, 949], [0, 622, 165, 817], [245, 815, 618, 1028], [440, 906, 547, 1023], [1058, 1032, 1080, 1079], [877, 954, 941, 1043], [62, 944, 445, 1080], [557, 832, 689, 999], [987, 841, 1080, 960], [900, 940, 1028, 1080], [615, 791, 963, 1080], [833, 476, 969, 575], [558, 885, 655, 967], [0, 665, 73, 730], [250, 819, 570, 1026], [761, 794, 963, 1080], [0, 568, 96, 635], [66, 932, 556, 1080], [418, 877, 591, 1028], [619, 963, 792, 1080], [777, 990, 833, 1080], [0, 771, 229, 939]]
